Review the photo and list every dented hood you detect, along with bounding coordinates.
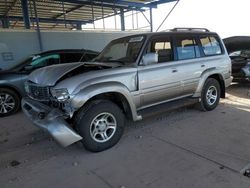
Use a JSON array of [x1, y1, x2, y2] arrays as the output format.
[[28, 62, 85, 86], [223, 36, 250, 53]]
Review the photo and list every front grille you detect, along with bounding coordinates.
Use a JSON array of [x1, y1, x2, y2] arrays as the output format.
[[26, 82, 50, 101]]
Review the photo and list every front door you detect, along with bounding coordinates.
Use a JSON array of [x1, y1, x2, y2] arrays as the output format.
[[138, 36, 183, 108]]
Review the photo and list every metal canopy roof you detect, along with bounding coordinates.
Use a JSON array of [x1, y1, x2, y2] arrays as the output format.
[[0, 0, 177, 30]]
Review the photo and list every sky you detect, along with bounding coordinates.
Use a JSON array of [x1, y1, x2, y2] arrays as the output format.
[[83, 0, 250, 38]]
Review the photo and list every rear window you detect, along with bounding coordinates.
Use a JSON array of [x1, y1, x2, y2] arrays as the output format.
[[175, 37, 201, 60], [200, 36, 222, 56]]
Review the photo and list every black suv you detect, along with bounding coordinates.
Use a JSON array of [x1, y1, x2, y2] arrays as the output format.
[[0, 49, 98, 117]]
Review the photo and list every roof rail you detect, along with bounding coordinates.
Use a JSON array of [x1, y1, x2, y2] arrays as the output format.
[[171, 27, 210, 32]]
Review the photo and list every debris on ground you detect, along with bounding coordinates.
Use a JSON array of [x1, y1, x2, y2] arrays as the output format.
[[10, 160, 20, 167], [0, 139, 8, 144]]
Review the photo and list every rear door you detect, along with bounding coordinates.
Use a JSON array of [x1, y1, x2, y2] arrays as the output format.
[[172, 35, 204, 95]]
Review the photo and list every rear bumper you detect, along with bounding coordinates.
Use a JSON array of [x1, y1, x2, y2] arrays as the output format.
[[21, 98, 82, 147], [225, 76, 233, 87]]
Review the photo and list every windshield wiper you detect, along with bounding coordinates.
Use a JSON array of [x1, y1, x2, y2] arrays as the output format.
[[103, 60, 125, 64]]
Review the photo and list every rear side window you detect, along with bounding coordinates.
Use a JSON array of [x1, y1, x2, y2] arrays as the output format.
[[200, 36, 222, 56], [175, 37, 201, 60]]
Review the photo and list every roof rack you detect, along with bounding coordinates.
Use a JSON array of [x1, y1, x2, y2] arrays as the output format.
[[171, 27, 210, 32]]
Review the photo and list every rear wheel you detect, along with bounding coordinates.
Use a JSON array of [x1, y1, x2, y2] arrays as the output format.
[[75, 100, 125, 152], [198, 78, 221, 111], [0, 88, 20, 117]]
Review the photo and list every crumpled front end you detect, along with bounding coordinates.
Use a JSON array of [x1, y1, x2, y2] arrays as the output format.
[[242, 66, 250, 80], [21, 98, 82, 147]]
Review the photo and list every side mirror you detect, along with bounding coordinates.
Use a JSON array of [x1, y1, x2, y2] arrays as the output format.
[[142, 53, 158, 66]]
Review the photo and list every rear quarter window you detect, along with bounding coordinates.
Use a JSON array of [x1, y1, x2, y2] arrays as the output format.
[[200, 36, 222, 56]]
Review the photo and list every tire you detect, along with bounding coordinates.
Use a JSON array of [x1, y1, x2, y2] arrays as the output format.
[[75, 100, 125, 152], [198, 78, 221, 111], [0, 88, 21, 117]]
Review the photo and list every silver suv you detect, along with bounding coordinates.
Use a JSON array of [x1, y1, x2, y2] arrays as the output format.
[[22, 28, 232, 152]]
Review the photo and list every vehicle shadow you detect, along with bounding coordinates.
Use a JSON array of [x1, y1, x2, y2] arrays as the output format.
[[226, 82, 250, 99]]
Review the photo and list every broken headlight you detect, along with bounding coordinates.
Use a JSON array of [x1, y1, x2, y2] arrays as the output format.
[[50, 88, 70, 102]]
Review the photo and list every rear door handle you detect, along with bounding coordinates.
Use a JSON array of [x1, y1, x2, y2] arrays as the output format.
[[201, 64, 205, 68]]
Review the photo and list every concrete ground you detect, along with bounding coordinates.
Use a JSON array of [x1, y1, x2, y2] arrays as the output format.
[[0, 83, 250, 188]]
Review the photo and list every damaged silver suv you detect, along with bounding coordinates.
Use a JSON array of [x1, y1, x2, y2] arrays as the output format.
[[22, 28, 232, 152]]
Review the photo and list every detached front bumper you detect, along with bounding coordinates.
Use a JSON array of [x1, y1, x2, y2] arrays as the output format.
[[21, 98, 82, 147]]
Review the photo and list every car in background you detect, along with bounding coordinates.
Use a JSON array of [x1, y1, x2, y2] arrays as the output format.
[[229, 50, 250, 82], [0, 49, 98, 117], [223, 36, 250, 82]]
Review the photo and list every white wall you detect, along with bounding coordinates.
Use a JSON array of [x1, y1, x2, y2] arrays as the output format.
[[0, 30, 135, 70]]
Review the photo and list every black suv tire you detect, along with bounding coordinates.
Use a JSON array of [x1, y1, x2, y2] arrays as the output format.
[[75, 100, 125, 152]]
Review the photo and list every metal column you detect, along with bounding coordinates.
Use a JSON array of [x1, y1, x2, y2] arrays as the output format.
[[149, 7, 153, 32], [76, 23, 82, 30], [32, 0, 43, 51], [120, 8, 125, 31], [21, 0, 30, 29], [1, 18, 9, 28]]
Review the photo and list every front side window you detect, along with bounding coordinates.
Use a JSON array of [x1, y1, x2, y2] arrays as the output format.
[[150, 38, 173, 63], [200, 36, 222, 56], [175, 37, 201, 60], [94, 35, 145, 64]]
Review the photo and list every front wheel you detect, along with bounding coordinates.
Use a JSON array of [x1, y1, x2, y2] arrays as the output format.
[[75, 100, 125, 152], [0, 88, 20, 117], [198, 78, 221, 111]]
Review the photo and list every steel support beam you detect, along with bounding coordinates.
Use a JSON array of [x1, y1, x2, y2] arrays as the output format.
[[0, 16, 91, 25], [53, 0, 145, 11], [1, 18, 9, 28], [120, 8, 125, 31], [150, 0, 178, 6], [32, 0, 43, 51], [76, 23, 82, 30], [90, 0, 157, 8], [156, 0, 180, 31], [21, 0, 30, 29], [149, 7, 153, 32], [3, 0, 18, 16]]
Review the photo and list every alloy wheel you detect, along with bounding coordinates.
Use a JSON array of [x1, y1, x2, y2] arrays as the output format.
[[0, 93, 15, 114], [90, 112, 117, 143], [206, 86, 218, 106]]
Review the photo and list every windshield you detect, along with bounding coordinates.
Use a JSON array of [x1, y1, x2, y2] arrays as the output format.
[[93, 35, 145, 64], [9, 54, 60, 71], [8, 56, 33, 70]]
